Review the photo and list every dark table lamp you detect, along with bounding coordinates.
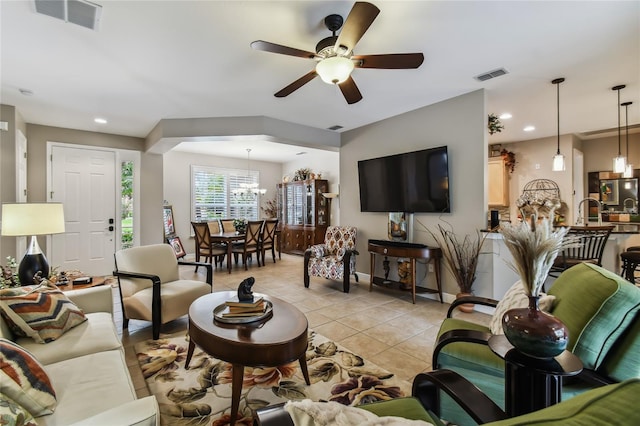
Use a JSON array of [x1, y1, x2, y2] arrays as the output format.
[[1, 203, 65, 285]]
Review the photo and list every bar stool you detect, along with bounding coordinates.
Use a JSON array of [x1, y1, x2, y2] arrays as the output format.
[[620, 250, 640, 284]]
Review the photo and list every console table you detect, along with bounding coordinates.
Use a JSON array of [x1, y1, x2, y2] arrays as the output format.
[[368, 239, 442, 304]]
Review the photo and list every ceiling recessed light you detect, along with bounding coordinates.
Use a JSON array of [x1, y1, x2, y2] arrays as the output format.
[[19, 88, 34, 96], [94, 118, 107, 124], [499, 113, 512, 120], [523, 125, 535, 132]]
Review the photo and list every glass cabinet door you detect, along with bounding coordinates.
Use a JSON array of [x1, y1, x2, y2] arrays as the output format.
[[293, 183, 304, 225], [316, 181, 328, 226], [306, 182, 315, 225]]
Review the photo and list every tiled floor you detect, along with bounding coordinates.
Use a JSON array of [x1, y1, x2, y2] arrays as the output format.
[[116, 253, 490, 399]]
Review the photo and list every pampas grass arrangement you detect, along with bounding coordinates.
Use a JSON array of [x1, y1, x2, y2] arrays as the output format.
[[422, 222, 488, 294], [499, 212, 572, 297]]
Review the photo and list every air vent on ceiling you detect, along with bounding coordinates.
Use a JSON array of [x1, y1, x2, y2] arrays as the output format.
[[327, 125, 343, 131], [35, 0, 102, 31], [474, 68, 509, 82]]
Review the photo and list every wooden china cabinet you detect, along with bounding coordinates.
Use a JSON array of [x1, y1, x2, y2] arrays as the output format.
[[277, 179, 329, 255]]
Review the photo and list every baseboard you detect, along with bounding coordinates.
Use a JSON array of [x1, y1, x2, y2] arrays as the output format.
[[357, 273, 495, 315]]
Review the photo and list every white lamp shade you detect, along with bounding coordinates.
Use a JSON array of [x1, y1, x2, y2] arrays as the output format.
[[1, 203, 65, 236], [613, 156, 627, 174], [552, 154, 566, 171], [624, 164, 634, 178], [316, 56, 355, 84]]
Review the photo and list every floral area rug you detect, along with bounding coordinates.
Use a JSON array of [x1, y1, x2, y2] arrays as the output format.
[[135, 330, 412, 425]]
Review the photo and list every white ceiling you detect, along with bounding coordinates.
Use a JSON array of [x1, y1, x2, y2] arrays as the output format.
[[1, 1, 639, 163]]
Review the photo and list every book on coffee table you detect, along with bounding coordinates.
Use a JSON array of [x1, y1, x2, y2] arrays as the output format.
[[225, 296, 264, 308]]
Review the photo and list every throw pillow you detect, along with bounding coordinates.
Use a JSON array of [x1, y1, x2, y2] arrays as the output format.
[[0, 280, 87, 343], [0, 339, 56, 417], [285, 399, 433, 426], [489, 280, 556, 335], [0, 395, 37, 426]]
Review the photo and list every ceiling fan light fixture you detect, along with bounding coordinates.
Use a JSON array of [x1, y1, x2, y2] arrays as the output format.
[[316, 56, 354, 85]]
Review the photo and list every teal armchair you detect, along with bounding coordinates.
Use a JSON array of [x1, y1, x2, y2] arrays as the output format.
[[254, 372, 640, 425], [432, 263, 640, 425]]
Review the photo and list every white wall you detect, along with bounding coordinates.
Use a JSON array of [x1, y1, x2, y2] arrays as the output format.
[[340, 90, 487, 296], [163, 150, 283, 254]]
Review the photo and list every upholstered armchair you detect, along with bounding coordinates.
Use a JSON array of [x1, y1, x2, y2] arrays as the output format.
[[113, 244, 213, 339], [432, 263, 640, 425], [254, 370, 640, 426], [304, 226, 359, 293]]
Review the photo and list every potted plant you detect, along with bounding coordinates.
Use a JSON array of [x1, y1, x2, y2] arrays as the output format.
[[488, 113, 504, 135], [422, 222, 488, 312], [233, 218, 247, 234]]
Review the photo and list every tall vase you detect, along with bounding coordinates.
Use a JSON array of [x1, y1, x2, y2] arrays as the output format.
[[502, 295, 568, 359]]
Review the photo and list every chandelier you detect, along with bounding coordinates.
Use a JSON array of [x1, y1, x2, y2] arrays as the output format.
[[232, 149, 266, 201]]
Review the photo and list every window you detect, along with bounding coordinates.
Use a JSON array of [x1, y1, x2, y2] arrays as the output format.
[[191, 165, 260, 221], [121, 161, 134, 248]]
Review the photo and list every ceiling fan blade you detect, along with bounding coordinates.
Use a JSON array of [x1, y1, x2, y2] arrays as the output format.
[[334, 2, 380, 54], [251, 40, 317, 59], [274, 70, 318, 98], [352, 53, 425, 69], [338, 76, 363, 104]]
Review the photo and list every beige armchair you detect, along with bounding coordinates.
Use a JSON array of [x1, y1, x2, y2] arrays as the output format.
[[114, 244, 212, 339], [304, 226, 358, 293]]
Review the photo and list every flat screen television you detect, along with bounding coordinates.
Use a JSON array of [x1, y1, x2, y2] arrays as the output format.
[[358, 146, 450, 213]]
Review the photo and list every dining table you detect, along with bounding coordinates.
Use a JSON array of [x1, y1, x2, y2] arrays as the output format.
[[210, 231, 246, 274]]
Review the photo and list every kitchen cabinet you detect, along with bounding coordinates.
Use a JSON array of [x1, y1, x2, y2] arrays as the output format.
[[488, 157, 509, 206]]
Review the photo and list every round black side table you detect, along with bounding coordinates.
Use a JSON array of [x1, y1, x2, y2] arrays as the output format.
[[489, 334, 583, 417]]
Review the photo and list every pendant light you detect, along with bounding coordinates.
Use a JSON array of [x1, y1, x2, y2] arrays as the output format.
[[552, 78, 566, 171], [623, 101, 634, 178], [612, 85, 626, 173], [232, 148, 267, 201]]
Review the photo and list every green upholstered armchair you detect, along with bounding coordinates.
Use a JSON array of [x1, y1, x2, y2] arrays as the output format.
[[432, 263, 640, 425], [254, 371, 640, 425]]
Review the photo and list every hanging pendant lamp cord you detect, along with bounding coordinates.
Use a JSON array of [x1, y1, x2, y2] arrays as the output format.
[[617, 88, 622, 156], [556, 81, 560, 155]]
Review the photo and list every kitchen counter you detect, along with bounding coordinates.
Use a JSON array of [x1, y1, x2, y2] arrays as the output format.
[[478, 224, 640, 302]]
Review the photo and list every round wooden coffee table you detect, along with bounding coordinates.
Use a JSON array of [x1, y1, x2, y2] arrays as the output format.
[[185, 291, 310, 425]]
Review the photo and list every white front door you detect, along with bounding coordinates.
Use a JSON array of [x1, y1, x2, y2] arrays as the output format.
[[50, 145, 116, 276]]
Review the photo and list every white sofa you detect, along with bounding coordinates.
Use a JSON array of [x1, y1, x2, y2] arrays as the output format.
[[0, 285, 158, 426]]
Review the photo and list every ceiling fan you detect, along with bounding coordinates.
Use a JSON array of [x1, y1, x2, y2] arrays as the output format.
[[251, 1, 424, 104]]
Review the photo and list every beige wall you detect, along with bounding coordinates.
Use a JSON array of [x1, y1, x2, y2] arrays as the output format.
[[582, 133, 640, 174], [340, 90, 487, 296], [18, 124, 164, 255], [501, 134, 575, 222], [162, 150, 283, 252], [501, 132, 640, 224]]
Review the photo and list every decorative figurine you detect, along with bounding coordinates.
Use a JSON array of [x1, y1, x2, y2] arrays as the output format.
[[237, 277, 255, 302]]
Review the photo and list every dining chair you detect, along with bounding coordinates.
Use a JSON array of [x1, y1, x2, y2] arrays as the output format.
[[220, 219, 236, 233], [260, 218, 279, 265], [231, 220, 264, 270], [548, 225, 615, 277], [191, 221, 227, 270], [208, 219, 222, 235]]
